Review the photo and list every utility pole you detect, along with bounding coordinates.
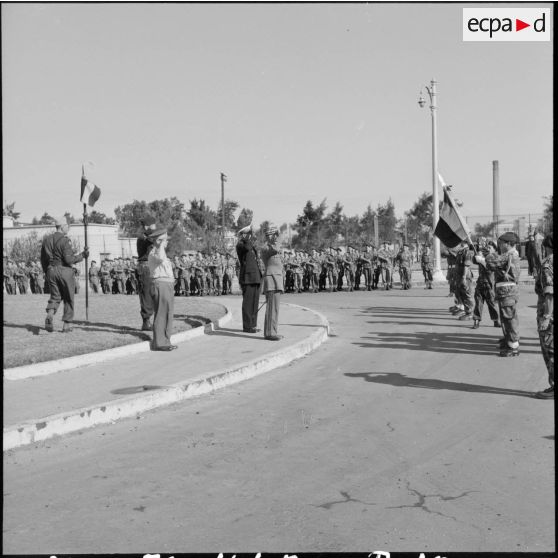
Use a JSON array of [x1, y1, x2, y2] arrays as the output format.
[[220, 172, 227, 245]]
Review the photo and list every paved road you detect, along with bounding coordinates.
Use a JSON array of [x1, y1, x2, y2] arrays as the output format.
[[3, 286, 554, 553]]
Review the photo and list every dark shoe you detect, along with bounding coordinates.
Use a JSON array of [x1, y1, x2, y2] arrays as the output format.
[[472, 319, 480, 329], [141, 319, 152, 331], [244, 328, 261, 333], [499, 347, 519, 357], [494, 321, 501, 328], [152, 345, 177, 351], [45, 314, 54, 333], [459, 313, 473, 321], [62, 322, 73, 333], [534, 387, 554, 399], [265, 335, 283, 341]]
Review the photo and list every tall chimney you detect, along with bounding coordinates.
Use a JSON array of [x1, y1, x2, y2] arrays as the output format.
[[492, 160, 500, 238]]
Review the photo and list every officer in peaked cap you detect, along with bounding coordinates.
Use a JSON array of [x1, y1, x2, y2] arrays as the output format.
[[147, 226, 177, 351], [236, 223, 263, 333], [261, 223, 284, 340]]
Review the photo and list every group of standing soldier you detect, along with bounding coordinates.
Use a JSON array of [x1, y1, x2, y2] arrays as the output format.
[[4, 259, 81, 295], [87, 252, 238, 299], [281, 242, 434, 293]]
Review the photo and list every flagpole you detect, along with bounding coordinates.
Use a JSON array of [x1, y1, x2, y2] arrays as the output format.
[[83, 202, 89, 321]]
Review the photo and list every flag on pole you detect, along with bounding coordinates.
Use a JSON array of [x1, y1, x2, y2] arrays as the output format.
[[434, 187, 470, 248], [80, 165, 101, 207], [221, 172, 227, 182]]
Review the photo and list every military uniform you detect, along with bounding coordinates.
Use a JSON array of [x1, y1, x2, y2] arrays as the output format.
[[89, 262, 101, 293], [359, 249, 373, 291], [137, 216, 156, 329], [261, 225, 284, 340], [454, 242, 475, 319], [100, 262, 112, 293], [472, 244, 500, 328], [420, 245, 434, 289], [483, 233, 521, 356], [236, 228, 263, 332], [534, 238, 553, 397], [41, 225, 87, 331], [376, 244, 393, 290], [223, 255, 235, 295], [395, 245, 412, 290]]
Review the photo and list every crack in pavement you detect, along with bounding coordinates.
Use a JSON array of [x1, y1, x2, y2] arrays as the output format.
[[315, 490, 376, 510], [387, 482, 477, 521]]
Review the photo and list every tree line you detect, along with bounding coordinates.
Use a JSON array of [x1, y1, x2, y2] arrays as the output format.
[[3, 193, 553, 262]]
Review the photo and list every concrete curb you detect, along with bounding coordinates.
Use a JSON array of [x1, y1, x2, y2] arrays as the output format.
[[3, 305, 233, 381], [3, 303, 329, 451]]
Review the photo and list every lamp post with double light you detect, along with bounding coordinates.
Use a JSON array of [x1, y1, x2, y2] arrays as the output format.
[[418, 78, 445, 281]]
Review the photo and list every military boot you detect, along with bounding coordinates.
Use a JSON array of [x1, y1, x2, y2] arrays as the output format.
[[45, 310, 54, 333], [141, 318, 152, 331]]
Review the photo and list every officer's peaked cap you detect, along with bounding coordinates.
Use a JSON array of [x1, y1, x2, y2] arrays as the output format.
[[140, 215, 156, 226]]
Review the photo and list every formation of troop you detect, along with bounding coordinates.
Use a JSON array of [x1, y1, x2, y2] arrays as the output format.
[[3, 259, 80, 295], [86, 252, 238, 297], [280, 242, 434, 293]]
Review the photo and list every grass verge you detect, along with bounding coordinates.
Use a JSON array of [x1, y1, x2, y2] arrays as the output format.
[[3, 292, 229, 368]]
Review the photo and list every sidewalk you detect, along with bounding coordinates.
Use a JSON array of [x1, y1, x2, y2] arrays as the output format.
[[3, 297, 329, 451]]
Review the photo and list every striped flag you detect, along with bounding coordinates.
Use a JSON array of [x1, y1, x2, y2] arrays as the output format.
[[434, 187, 470, 248], [80, 165, 101, 207]]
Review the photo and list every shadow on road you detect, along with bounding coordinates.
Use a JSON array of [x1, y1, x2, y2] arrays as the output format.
[[361, 305, 451, 316], [353, 331, 539, 356], [345, 371, 536, 398]]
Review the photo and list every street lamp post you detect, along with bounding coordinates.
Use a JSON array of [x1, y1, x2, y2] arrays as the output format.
[[418, 78, 445, 281]]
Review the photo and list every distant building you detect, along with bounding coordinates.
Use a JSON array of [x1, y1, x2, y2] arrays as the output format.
[[3, 222, 139, 271]]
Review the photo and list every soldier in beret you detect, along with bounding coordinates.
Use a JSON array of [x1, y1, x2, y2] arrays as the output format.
[[477, 231, 521, 357], [534, 235, 554, 399], [41, 216, 89, 332]]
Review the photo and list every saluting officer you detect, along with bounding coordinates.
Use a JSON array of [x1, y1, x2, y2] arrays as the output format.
[[236, 223, 263, 333], [137, 215, 157, 330], [261, 224, 284, 341]]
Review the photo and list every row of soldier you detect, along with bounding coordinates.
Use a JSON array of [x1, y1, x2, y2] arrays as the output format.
[[281, 242, 434, 293], [87, 252, 239, 296], [3, 259, 80, 295], [3, 241, 436, 297]]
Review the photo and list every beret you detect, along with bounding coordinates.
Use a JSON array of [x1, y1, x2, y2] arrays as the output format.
[[498, 231, 519, 244]]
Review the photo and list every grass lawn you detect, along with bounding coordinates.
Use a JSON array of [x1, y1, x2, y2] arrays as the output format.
[[3, 292, 229, 368]]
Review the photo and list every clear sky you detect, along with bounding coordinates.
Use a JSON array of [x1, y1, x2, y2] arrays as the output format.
[[2, 2, 553, 227]]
